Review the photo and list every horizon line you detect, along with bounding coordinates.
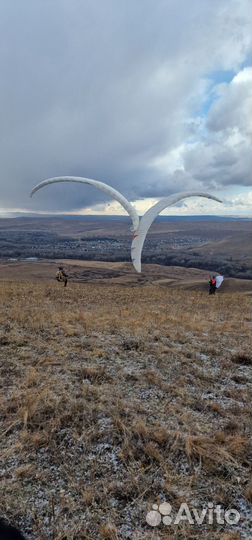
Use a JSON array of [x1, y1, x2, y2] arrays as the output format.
[[0, 212, 250, 220]]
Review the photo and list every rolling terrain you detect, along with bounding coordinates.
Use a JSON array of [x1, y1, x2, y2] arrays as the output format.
[[0, 215, 251, 278], [0, 259, 251, 293]]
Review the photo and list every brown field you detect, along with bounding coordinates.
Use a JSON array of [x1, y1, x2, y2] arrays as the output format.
[[0, 269, 251, 539], [0, 259, 251, 293]]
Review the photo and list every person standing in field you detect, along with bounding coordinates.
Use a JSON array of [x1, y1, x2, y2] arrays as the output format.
[[208, 275, 217, 295], [56, 266, 68, 287]]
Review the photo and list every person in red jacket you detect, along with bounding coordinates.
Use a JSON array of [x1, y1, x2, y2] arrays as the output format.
[[208, 275, 217, 295]]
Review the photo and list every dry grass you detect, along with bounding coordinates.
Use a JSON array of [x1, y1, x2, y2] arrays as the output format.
[[0, 280, 251, 539]]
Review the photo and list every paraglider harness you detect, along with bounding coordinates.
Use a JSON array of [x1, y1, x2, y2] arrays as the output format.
[[56, 267, 68, 287], [208, 276, 217, 295]]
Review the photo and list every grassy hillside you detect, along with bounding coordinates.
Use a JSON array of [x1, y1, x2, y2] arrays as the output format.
[[0, 280, 251, 539], [0, 259, 251, 292]]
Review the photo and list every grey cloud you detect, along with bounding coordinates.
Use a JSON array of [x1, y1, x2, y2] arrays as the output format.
[[207, 71, 252, 133], [0, 0, 251, 212], [180, 68, 251, 189]]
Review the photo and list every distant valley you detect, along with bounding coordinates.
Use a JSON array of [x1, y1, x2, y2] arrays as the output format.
[[0, 215, 250, 279]]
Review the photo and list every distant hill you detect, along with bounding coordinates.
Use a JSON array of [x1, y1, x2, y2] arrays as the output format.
[[0, 215, 250, 279], [1, 213, 251, 222]]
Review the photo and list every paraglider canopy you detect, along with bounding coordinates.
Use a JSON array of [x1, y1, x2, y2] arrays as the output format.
[[131, 191, 223, 273], [30, 176, 139, 232], [216, 275, 224, 289]]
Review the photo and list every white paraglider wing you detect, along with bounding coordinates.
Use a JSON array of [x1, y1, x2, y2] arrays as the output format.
[[31, 176, 139, 232], [131, 191, 223, 273], [215, 275, 224, 289]]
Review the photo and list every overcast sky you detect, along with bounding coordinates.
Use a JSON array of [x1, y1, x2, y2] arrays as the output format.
[[0, 0, 251, 216]]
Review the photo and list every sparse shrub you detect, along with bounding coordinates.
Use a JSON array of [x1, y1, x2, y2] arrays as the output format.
[[143, 441, 161, 462], [132, 420, 149, 440], [245, 479, 252, 503], [82, 487, 95, 506], [0, 335, 10, 346], [223, 420, 240, 433], [99, 522, 118, 539], [122, 337, 143, 351], [80, 365, 110, 383], [144, 369, 163, 387], [151, 426, 169, 446], [207, 402, 225, 416], [231, 352, 252, 365]]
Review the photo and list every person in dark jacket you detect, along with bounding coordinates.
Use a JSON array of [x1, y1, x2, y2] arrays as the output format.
[[56, 266, 68, 287]]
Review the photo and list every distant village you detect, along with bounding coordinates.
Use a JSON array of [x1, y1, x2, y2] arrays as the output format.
[[0, 225, 250, 279]]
